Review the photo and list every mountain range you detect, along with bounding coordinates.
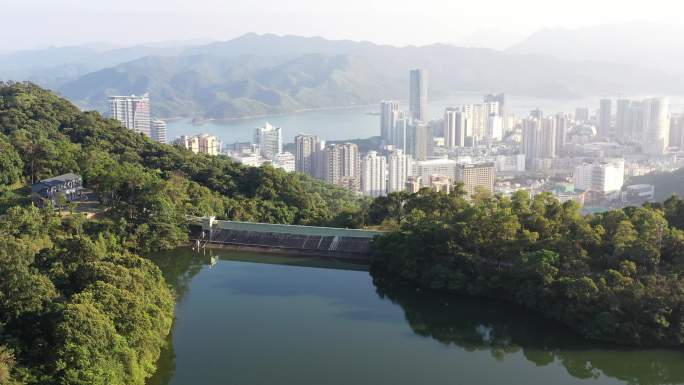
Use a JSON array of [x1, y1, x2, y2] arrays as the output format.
[[1, 26, 682, 119]]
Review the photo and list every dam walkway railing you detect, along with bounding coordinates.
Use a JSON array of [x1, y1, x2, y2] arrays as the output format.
[[187, 217, 384, 259]]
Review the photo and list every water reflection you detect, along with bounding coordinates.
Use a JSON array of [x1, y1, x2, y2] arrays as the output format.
[[371, 270, 684, 385], [148, 249, 684, 385]]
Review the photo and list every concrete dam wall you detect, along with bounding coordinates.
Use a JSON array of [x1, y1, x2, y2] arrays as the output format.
[[188, 218, 384, 260]]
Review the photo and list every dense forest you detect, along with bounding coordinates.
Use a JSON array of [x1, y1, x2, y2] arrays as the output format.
[[0, 82, 359, 384], [369, 188, 684, 346]]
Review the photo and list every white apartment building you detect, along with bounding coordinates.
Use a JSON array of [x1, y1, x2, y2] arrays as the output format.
[[413, 158, 459, 187], [151, 119, 167, 144], [108, 94, 151, 137], [361, 151, 387, 197], [255, 122, 283, 160], [270, 152, 296, 173], [388, 149, 413, 193], [573, 159, 625, 193]]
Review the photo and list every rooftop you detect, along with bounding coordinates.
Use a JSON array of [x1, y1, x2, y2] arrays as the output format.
[[32, 173, 82, 193]]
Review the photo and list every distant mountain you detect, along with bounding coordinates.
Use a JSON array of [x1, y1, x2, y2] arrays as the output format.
[[507, 22, 684, 76], [56, 34, 684, 119], [0, 42, 205, 88]]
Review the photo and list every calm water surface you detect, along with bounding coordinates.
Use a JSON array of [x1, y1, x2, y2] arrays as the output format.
[[166, 94, 684, 144], [148, 248, 684, 385]]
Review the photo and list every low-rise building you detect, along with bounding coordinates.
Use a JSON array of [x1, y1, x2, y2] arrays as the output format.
[[31, 173, 84, 207]]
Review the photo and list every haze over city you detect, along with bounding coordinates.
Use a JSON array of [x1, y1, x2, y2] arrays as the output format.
[[3, 2, 684, 385], [2, 0, 683, 50]]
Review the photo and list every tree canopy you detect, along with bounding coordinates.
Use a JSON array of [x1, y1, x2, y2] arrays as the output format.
[[371, 187, 684, 346]]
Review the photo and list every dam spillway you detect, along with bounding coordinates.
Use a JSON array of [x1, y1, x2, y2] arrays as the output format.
[[188, 217, 384, 260]]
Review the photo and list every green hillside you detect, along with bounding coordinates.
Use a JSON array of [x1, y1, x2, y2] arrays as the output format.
[[0, 82, 359, 384]]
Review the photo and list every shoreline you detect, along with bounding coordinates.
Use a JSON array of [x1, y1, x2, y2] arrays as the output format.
[[162, 103, 382, 124]]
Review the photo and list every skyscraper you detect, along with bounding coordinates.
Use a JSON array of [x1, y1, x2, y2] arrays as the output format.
[[522, 117, 541, 162], [616, 99, 632, 139], [444, 108, 467, 149], [409, 69, 428, 122], [294, 134, 321, 176], [108, 94, 151, 137], [390, 111, 409, 150], [599, 99, 612, 138], [485, 115, 503, 143], [642, 97, 670, 156], [151, 119, 167, 144], [410, 121, 429, 161], [361, 151, 387, 197], [387, 149, 413, 193], [484, 93, 505, 118], [540, 117, 557, 159], [380, 100, 400, 143], [522, 115, 555, 168], [555, 113, 570, 153], [255, 122, 282, 160]]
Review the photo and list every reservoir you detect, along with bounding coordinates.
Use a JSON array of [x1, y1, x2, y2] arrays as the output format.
[[148, 247, 684, 385]]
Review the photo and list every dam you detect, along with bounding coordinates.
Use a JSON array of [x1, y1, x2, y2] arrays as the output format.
[[188, 217, 383, 260]]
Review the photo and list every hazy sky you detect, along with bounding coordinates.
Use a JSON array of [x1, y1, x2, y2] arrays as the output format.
[[2, 0, 682, 51]]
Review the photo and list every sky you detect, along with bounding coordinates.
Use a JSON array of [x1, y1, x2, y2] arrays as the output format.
[[2, 0, 683, 51]]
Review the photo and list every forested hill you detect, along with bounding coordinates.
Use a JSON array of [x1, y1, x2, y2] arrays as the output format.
[[0, 82, 359, 384], [0, 81, 359, 240], [369, 188, 684, 346]]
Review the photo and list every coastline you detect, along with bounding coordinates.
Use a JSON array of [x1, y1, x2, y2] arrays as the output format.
[[161, 103, 382, 124]]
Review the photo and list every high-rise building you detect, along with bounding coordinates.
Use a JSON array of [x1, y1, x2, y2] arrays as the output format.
[[616, 99, 632, 139], [361, 151, 387, 197], [641, 97, 670, 155], [387, 149, 413, 193], [575, 107, 590, 123], [456, 163, 496, 197], [573, 159, 625, 193], [629, 101, 645, 141], [522, 117, 541, 162], [522, 116, 555, 168], [468, 104, 486, 139], [409, 69, 428, 122], [484, 93, 505, 120], [529, 108, 544, 120], [485, 115, 503, 143], [108, 94, 151, 137], [294, 134, 321, 176], [555, 113, 570, 153], [380, 101, 400, 143], [150, 119, 167, 144], [255, 122, 282, 160], [390, 111, 409, 150], [599, 99, 612, 137], [444, 108, 467, 149], [408, 121, 429, 161], [669, 116, 682, 149], [322, 143, 360, 192], [540, 117, 557, 159]]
